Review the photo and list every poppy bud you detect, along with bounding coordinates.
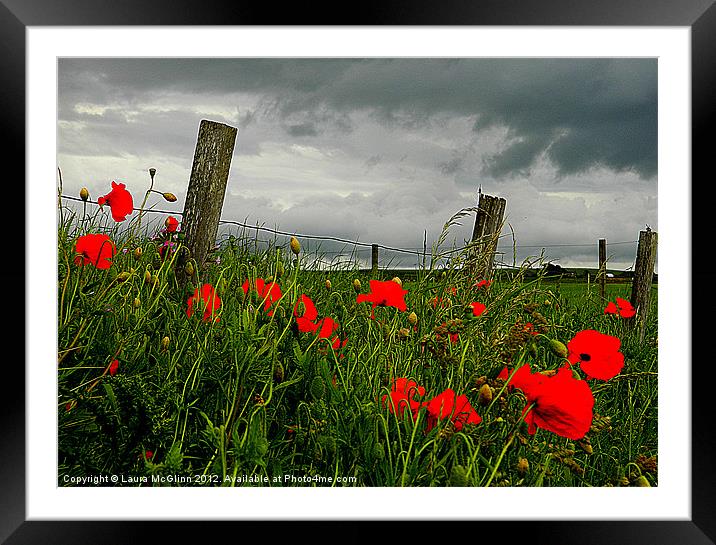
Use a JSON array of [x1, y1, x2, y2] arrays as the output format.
[[162, 192, 177, 202], [116, 271, 131, 282], [144, 270, 152, 284], [516, 457, 529, 476], [577, 439, 593, 455], [449, 465, 468, 487], [309, 376, 326, 400], [353, 279, 362, 292], [391, 276, 402, 286], [184, 262, 194, 277], [290, 236, 301, 256], [79, 187, 89, 201], [408, 311, 418, 326], [274, 362, 285, 383], [549, 339, 569, 359], [133, 247, 143, 260], [397, 327, 410, 340], [372, 442, 385, 462], [532, 311, 547, 323], [634, 475, 651, 487], [619, 476, 630, 486], [477, 383, 493, 406], [325, 279, 332, 290], [161, 336, 170, 351], [133, 297, 141, 308], [149, 167, 156, 179]]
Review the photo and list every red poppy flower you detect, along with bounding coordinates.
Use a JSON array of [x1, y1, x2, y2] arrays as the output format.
[[566, 329, 624, 381], [165, 216, 180, 233], [242, 278, 282, 315], [97, 181, 134, 222], [314, 316, 338, 338], [145, 450, 154, 460], [381, 378, 426, 418], [469, 301, 487, 317], [475, 279, 491, 289], [312, 316, 348, 352], [292, 295, 346, 351], [109, 359, 119, 376], [424, 388, 482, 432], [356, 280, 408, 315], [508, 365, 594, 440], [294, 294, 320, 333], [74, 233, 116, 270], [523, 322, 539, 336], [604, 297, 636, 318], [187, 283, 222, 322], [500, 364, 547, 394]]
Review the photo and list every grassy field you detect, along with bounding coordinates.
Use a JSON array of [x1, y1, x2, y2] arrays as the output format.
[[57, 205, 658, 488]]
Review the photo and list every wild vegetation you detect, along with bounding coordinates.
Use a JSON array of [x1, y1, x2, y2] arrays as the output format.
[[57, 181, 657, 487]]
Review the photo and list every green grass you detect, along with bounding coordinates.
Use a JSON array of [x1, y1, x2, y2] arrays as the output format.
[[57, 206, 658, 488]]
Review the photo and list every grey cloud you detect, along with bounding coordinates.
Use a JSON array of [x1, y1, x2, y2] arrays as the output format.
[[285, 122, 319, 137], [59, 58, 657, 180], [439, 156, 465, 176], [364, 155, 382, 170], [483, 133, 553, 179]]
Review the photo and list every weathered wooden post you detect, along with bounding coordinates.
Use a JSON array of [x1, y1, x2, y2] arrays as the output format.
[[468, 192, 506, 281], [371, 244, 379, 276], [178, 120, 238, 283], [598, 238, 607, 300], [630, 228, 658, 343]]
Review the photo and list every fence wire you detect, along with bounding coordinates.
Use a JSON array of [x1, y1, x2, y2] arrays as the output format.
[[59, 194, 639, 261]]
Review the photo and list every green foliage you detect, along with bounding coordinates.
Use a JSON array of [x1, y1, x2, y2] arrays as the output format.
[[58, 213, 658, 488]]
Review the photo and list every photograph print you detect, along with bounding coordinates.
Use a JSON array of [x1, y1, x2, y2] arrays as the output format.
[[57, 57, 658, 489]]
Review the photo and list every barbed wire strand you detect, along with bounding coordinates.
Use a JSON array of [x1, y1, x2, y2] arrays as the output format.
[[59, 194, 639, 258]]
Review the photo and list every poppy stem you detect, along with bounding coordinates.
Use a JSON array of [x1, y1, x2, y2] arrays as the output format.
[[483, 402, 535, 487], [134, 169, 156, 235]]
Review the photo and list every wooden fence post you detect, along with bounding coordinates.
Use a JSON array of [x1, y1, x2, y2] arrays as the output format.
[[468, 192, 506, 280], [371, 244, 379, 276], [178, 120, 238, 283], [598, 238, 607, 300], [630, 228, 658, 343]]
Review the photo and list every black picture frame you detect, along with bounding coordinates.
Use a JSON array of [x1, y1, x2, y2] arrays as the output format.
[[4, 1, 713, 543]]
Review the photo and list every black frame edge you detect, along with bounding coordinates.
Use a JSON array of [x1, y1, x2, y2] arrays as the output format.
[[4, 0, 715, 543]]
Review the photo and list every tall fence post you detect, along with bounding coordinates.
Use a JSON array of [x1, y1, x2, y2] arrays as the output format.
[[178, 119, 238, 284], [630, 228, 658, 343], [371, 244, 379, 276], [598, 238, 607, 300], [468, 192, 506, 281]]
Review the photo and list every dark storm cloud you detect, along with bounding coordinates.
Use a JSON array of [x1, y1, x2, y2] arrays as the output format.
[[58, 57, 657, 180]]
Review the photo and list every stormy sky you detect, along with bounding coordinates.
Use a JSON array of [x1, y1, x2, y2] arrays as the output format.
[[57, 57, 658, 271]]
